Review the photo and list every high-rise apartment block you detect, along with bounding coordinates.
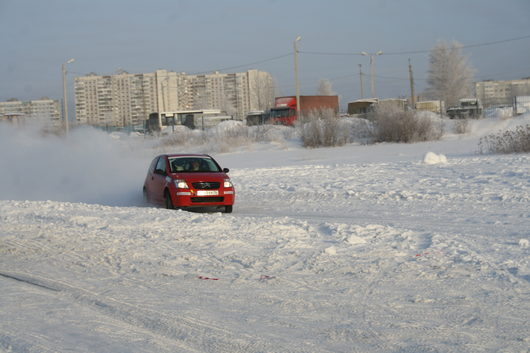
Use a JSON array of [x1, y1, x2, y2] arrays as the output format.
[[0, 98, 62, 128], [475, 77, 530, 108], [74, 69, 275, 127]]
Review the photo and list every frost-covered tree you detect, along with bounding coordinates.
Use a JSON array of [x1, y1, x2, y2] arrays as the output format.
[[426, 41, 475, 108], [248, 70, 276, 112], [317, 79, 335, 96]]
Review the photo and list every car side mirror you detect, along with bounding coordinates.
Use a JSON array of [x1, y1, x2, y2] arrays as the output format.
[[155, 168, 166, 176], [223, 168, 230, 173]]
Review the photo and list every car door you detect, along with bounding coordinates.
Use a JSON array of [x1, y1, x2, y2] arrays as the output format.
[[150, 156, 169, 205], [144, 157, 158, 202]]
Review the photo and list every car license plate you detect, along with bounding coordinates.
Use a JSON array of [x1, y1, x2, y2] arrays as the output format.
[[196, 190, 219, 196]]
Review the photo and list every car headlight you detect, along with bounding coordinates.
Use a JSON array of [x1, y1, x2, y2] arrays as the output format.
[[224, 179, 233, 188], [174, 179, 189, 189]]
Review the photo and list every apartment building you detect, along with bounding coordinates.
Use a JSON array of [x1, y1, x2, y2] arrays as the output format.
[[75, 72, 158, 127], [74, 69, 275, 127], [0, 98, 62, 128], [475, 77, 530, 108]]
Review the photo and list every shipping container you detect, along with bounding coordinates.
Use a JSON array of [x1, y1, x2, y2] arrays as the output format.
[[269, 95, 339, 126]]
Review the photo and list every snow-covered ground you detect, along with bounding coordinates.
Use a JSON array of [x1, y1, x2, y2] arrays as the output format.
[[1, 116, 529, 353]]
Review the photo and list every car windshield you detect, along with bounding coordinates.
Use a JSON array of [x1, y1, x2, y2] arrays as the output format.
[[269, 108, 293, 118], [169, 157, 221, 173]]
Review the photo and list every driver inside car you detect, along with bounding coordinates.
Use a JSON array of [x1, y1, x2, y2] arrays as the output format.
[[190, 160, 201, 171]]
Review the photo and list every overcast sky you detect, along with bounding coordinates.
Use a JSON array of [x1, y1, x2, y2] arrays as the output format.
[[1, 0, 529, 110]]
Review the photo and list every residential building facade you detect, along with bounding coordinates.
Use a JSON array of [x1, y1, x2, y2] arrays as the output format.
[[74, 69, 275, 128], [75, 72, 158, 127], [475, 77, 530, 108], [0, 98, 62, 128]]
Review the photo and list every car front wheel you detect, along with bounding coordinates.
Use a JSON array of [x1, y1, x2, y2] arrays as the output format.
[[223, 205, 233, 213], [165, 192, 174, 209], [143, 187, 148, 204]]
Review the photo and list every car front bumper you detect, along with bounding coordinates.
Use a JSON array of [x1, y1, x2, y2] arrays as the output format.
[[172, 190, 234, 207]]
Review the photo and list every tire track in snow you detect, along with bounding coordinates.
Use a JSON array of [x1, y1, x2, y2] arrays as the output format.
[[357, 258, 400, 352], [0, 272, 59, 292], [0, 272, 196, 353], [0, 329, 56, 353], [0, 270, 313, 353], [352, 229, 459, 352]]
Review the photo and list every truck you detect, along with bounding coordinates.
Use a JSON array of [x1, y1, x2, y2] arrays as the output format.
[[347, 99, 378, 115], [347, 98, 408, 118], [446, 98, 482, 119], [415, 100, 445, 114], [268, 95, 339, 126]]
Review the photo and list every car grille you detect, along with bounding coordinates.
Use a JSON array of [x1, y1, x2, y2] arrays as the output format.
[[191, 197, 224, 203], [192, 182, 220, 190]]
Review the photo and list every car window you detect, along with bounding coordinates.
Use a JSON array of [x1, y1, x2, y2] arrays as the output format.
[[170, 158, 186, 172], [169, 157, 221, 173], [149, 157, 159, 173], [155, 156, 166, 173]]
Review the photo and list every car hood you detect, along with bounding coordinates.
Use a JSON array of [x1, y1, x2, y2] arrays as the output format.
[[171, 172, 227, 182]]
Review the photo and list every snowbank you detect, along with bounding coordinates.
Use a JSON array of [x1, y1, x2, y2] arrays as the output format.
[[423, 151, 448, 164]]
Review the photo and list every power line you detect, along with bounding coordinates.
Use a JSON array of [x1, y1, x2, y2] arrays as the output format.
[[190, 53, 293, 75], [386, 34, 530, 55], [300, 34, 530, 57], [300, 51, 365, 56], [68, 33, 530, 89], [69, 53, 293, 77], [459, 34, 530, 49]]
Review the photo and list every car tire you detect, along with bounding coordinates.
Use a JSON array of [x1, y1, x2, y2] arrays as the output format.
[[143, 187, 148, 204], [223, 205, 233, 213], [165, 191, 174, 210]]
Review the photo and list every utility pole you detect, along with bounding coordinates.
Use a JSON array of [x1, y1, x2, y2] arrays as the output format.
[[293, 36, 302, 120], [361, 51, 383, 98], [359, 64, 364, 99], [408, 58, 416, 108], [62, 58, 75, 135]]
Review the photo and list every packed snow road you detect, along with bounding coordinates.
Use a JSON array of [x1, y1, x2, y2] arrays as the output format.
[[1, 140, 529, 352]]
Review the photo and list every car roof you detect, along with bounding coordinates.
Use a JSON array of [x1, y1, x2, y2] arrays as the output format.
[[164, 153, 211, 158]]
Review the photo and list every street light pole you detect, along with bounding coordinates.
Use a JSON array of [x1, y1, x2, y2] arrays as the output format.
[[62, 58, 75, 135], [361, 51, 383, 98], [293, 36, 302, 120], [358, 64, 364, 99], [408, 58, 416, 108]]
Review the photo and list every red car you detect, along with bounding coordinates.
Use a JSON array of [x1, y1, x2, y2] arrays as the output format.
[[143, 154, 235, 213]]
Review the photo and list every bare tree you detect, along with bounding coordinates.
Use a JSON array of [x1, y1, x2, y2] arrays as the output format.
[[372, 101, 442, 143], [317, 79, 335, 96], [426, 41, 475, 108]]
